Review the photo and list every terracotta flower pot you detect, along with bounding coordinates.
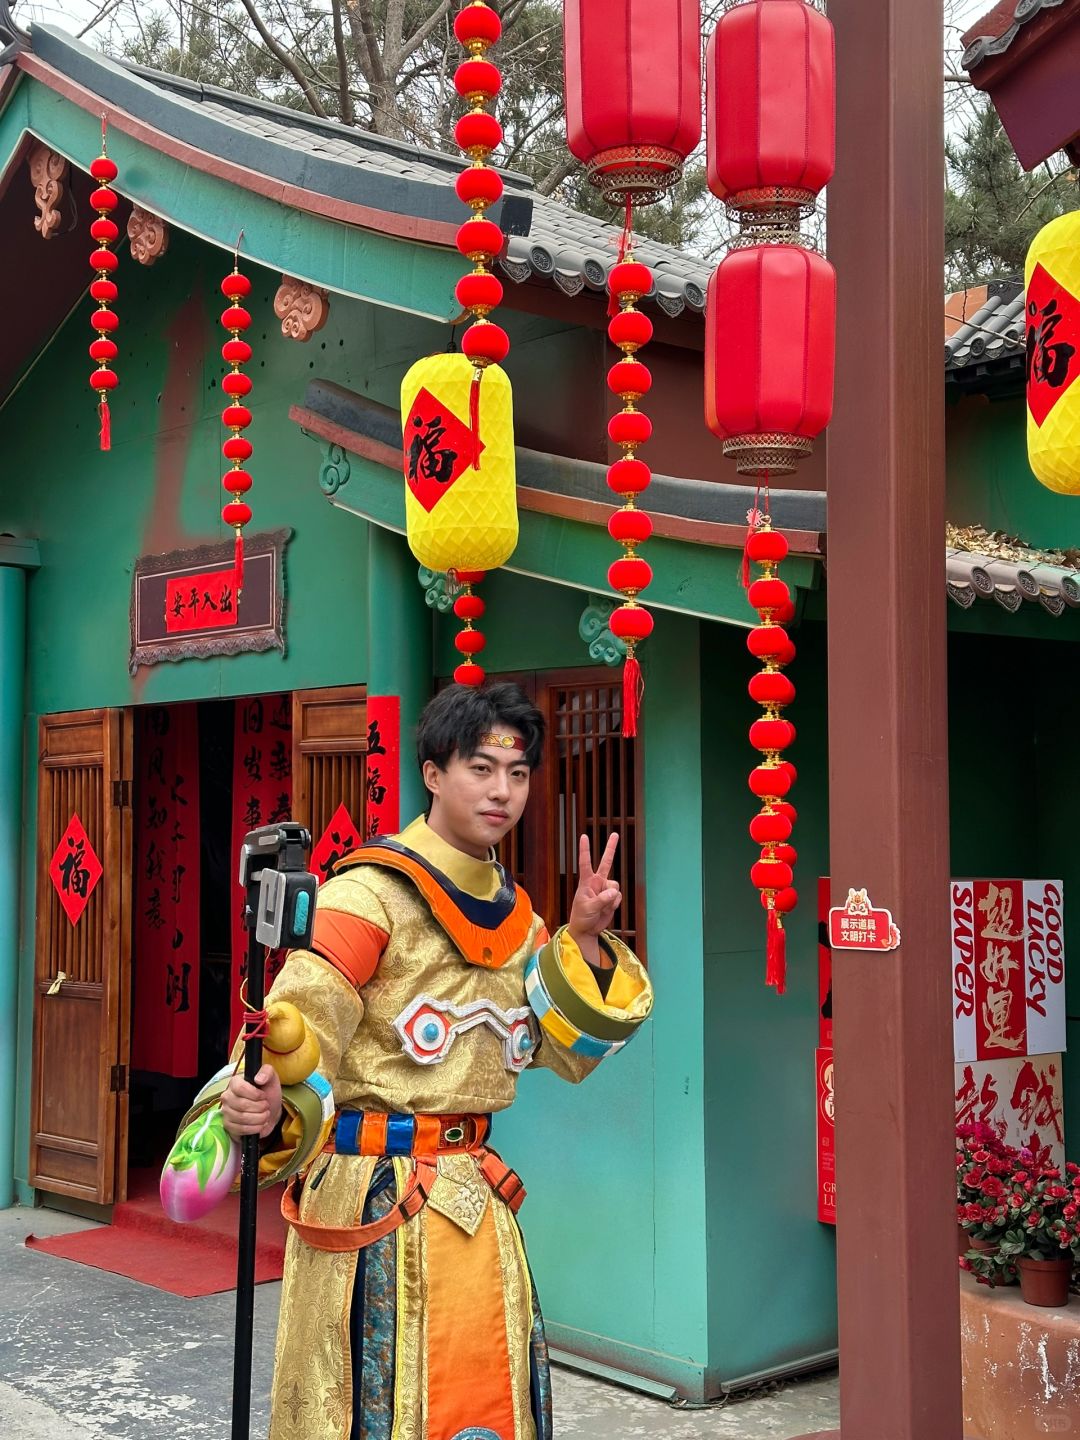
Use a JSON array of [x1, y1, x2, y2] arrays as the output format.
[[1017, 1256, 1073, 1308]]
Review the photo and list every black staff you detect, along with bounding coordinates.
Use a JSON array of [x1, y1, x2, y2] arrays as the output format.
[[232, 823, 317, 1440]]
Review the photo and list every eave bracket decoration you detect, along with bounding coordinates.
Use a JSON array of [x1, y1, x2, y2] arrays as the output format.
[[274, 276, 330, 342], [578, 597, 626, 668], [127, 206, 170, 265], [28, 142, 68, 240]]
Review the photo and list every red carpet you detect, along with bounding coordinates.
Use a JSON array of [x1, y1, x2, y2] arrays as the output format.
[[25, 1168, 287, 1297]]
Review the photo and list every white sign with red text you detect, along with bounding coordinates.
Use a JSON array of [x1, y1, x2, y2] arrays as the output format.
[[951, 879, 1065, 1063], [954, 1053, 1065, 1170]]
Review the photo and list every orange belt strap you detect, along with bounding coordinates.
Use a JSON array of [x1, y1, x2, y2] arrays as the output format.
[[280, 1160, 437, 1252]]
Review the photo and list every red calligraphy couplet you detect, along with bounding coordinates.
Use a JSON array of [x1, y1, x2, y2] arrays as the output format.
[[132, 705, 201, 1077], [972, 879, 1028, 1059], [164, 568, 239, 633], [816, 1048, 835, 1226], [365, 695, 401, 838], [229, 693, 293, 1043]]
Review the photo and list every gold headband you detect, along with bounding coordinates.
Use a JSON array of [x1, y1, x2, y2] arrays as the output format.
[[479, 732, 525, 751]]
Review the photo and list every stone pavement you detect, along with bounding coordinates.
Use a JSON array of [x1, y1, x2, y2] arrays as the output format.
[[0, 1204, 839, 1438]]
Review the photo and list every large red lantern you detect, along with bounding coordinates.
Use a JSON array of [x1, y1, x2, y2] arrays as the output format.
[[564, 0, 701, 207], [706, 244, 835, 476], [704, 0, 836, 990], [706, 0, 835, 230]]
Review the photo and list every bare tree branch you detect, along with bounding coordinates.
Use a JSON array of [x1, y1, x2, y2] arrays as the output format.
[[235, 0, 330, 117], [398, 0, 453, 68], [330, 0, 355, 124], [535, 150, 579, 197]]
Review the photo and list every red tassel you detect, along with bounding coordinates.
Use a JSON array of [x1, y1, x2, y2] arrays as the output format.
[[98, 397, 111, 452], [622, 652, 644, 738], [469, 369, 482, 469], [234, 532, 244, 595], [766, 905, 787, 995]]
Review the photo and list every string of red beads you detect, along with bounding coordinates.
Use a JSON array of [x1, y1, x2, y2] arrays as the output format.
[[220, 263, 254, 594], [746, 518, 798, 994], [606, 258, 655, 737], [88, 123, 119, 452], [449, 0, 510, 686]]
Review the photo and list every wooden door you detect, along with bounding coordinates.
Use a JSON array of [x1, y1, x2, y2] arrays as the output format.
[[292, 686, 368, 854], [30, 708, 133, 1204]]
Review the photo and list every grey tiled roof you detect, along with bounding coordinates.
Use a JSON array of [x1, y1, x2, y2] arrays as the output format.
[[945, 280, 1025, 376], [947, 549, 1080, 615], [28, 24, 709, 318], [961, 0, 1071, 71]]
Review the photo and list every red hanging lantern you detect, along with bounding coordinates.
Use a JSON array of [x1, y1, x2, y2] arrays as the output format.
[[564, 0, 702, 208], [449, 0, 513, 685], [706, 244, 835, 476], [88, 118, 119, 452], [220, 255, 253, 594], [706, 0, 835, 234], [744, 516, 797, 993], [564, 0, 698, 735], [605, 259, 656, 737]]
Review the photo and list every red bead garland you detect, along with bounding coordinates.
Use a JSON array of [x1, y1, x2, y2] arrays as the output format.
[[220, 260, 254, 594], [606, 257, 656, 737], [745, 515, 797, 995], [451, 0, 508, 687], [88, 121, 118, 452]]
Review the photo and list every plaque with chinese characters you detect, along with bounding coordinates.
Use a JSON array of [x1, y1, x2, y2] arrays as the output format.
[[129, 530, 290, 672]]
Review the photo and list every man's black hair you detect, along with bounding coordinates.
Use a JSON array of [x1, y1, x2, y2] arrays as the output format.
[[416, 682, 545, 776]]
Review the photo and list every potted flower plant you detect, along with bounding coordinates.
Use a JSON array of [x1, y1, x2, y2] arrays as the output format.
[[956, 1122, 1020, 1287], [995, 1150, 1076, 1307]]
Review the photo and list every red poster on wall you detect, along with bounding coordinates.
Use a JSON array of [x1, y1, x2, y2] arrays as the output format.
[[229, 694, 293, 1044], [132, 705, 201, 1077], [365, 695, 401, 838]]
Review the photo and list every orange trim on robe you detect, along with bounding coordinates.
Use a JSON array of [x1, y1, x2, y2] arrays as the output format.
[[341, 848, 535, 968], [309, 908, 388, 989], [425, 1205, 517, 1440]]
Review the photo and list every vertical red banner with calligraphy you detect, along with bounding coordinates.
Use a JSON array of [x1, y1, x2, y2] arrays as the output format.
[[229, 693, 293, 1044], [973, 879, 1028, 1060], [365, 695, 401, 838], [132, 705, 201, 1077]]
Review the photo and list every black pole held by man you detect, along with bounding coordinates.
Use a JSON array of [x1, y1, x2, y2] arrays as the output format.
[[232, 823, 318, 1440]]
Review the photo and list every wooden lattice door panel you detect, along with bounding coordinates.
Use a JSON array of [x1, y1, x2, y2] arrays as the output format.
[[292, 686, 368, 851], [30, 708, 133, 1204], [540, 673, 645, 957]]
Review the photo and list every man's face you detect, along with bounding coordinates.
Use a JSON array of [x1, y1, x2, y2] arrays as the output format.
[[424, 726, 531, 858]]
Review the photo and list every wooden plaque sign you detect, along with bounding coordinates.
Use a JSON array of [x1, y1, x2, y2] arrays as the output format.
[[129, 529, 290, 672]]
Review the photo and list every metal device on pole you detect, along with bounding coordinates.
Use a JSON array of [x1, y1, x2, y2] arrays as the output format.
[[231, 822, 317, 1440]]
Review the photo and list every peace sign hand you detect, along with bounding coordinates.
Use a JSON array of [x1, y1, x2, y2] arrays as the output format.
[[567, 833, 622, 967]]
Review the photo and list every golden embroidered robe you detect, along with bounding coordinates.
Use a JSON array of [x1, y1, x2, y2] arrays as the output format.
[[263, 817, 653, 1440]]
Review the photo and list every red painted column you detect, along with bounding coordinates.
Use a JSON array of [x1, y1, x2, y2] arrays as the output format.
[[815, 0, 963, 1435]]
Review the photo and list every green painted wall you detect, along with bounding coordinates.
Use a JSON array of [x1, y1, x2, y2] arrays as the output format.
[[700, 618, 838, 1386], [947, 390, 1080, 552]]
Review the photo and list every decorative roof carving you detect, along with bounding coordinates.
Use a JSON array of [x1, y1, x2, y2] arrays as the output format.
[[126, 205, 170, 265], [28, 142, 68, 239], [274, 276, 330, 341]]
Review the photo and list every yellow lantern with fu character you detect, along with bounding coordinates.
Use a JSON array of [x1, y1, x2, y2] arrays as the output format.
[[1026, 210, 1080, 495], [401, 351, 518, 684]]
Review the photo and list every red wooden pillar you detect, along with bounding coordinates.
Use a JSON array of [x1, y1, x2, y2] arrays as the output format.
[[805, 0, 964, 1434]]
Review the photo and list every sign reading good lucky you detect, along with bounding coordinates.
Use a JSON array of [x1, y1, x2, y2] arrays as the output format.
[[951, 879, 1065, 1062], [129, 529, 290, 673]]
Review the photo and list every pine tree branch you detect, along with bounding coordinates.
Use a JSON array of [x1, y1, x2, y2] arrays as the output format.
[[235, 0, 330, 117]]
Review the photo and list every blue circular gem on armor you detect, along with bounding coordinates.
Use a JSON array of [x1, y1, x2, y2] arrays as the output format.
[[515, 1029, 533, 1055], [452, 1431, 502, 1440], [421, 1020, 442, 1044]]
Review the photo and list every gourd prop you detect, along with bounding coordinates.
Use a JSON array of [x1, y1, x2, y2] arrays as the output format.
[[160, 1001, 331, 1223]]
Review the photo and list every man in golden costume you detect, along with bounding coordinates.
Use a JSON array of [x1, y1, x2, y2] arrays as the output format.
[[221, 682, 653, 1440]]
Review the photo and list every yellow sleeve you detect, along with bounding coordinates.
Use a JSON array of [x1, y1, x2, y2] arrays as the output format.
[[524, 926, 653, 1084]]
